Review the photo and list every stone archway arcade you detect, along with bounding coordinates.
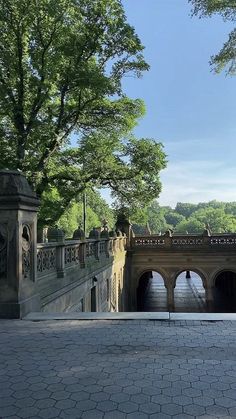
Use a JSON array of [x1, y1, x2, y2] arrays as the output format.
[[129, 234, 236, 313]]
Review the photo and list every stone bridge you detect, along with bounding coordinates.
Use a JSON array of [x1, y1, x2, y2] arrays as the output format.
[[128, 234, 236, 311], [1, 169, 236, 318]]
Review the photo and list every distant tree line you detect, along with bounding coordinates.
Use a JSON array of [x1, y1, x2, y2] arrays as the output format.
[[131, 200, 236, 235]]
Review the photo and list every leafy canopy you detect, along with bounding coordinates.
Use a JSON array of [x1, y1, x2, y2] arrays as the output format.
[[0, 0, 166, 224], [132, 200, 236, 234], [189, 0, 236, 74]]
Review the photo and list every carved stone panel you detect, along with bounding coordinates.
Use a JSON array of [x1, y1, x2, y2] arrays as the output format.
[[22, 224, 32, 280], [0, 224, 7, 280]]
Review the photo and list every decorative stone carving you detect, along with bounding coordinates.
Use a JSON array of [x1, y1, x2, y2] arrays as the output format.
[[0, 227, 7, 280], [72, 225, 85, 240], [89, 227, 100, 239], [37, 247, 56, 273], [22, 224, 32, 280], [47, 225, 65, 242], [0, 170, 40, 318]]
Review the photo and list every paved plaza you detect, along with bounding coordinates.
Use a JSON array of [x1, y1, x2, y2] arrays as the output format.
[[1, 319, 236, 419]]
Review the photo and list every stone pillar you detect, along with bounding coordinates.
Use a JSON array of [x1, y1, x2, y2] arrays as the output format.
[[56, 245, 65, 278], [115, 213, 132, 245], [167, 285, 175, 312], [205, 286, 214, 312], [0, 170, 41, 318]]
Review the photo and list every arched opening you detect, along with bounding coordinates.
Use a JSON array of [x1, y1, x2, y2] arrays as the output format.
[[137, 271, 167, 311], [174, 270, 206, 312], [213, 271, 236, 312]]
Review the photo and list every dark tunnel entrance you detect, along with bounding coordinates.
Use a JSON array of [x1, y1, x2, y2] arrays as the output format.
[[137, 271, 167, 312], [213, 271, 236, 312]]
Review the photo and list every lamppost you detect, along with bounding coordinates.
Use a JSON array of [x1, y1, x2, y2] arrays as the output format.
[[83, 192, 86, 237]]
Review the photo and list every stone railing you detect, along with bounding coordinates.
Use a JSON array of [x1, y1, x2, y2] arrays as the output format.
[[131, 234, 236, 249], [37, 237, 126, 279]]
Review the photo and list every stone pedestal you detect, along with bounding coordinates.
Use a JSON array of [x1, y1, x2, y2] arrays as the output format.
[[115, 213, 132, 244], [0, 170, 41, 318]]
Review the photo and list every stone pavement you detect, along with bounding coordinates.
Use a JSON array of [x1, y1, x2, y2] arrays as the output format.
[[1, 319, 236, 419]]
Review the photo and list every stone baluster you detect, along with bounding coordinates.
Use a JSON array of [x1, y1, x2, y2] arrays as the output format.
[[56, 244, 65, 278], [79, 242, 85, 268]]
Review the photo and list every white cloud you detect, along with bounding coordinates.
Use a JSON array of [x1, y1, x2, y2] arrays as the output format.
[[158, 160, 236, 207]]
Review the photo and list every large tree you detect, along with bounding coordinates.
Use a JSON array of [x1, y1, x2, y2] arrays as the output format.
[[0, 0, 166, 224], [189, 0, 236, 74]]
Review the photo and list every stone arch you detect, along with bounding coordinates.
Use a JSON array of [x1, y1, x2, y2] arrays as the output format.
[[210, 268, 236, 312], [173, 267, 208, 313], [136, 267, 168, 312], [135, 267, 169, 289], [173, 267, 208, 289], [210, 267, 236, 288]]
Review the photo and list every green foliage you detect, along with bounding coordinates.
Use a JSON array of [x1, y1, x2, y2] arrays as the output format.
[[174, 218, 204, 234], [58, 202, 100, 238], [0, 0, 166, 225], [189, 0, 236, 74], [192, 207, 236, 233], [132, 199, 236, 235], [130, 200, 170, 234], [57, 189, 115, 237], [163, 210, 185, 227], [175, 202, 198, 218]]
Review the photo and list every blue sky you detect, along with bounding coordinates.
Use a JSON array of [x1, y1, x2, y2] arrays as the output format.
[[121, 0, 236, 207]]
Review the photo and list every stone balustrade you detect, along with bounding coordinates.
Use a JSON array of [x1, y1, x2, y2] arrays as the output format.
[[131, 233, 236, 248], [36, 237, 127, 280]]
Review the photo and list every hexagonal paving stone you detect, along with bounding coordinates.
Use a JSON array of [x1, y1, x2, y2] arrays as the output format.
[[124, 385, 141, 395], [118, 401, 138, 413], [130, 394, 150, 404], [76, 399, 97, 411], [81, 409, 104, 419], [162, 387, 182, 397], [14, 397, 36, 408], [13, 406, 39, 418], [110, 392, 130, 403], [103, 411, 126, 419], [150, 413, 171, 419], [139, 402, 161, 414], [90, 391, 110, 402], [70, 391, 90, 402], [97, 400, 118, 412], [172, 395, 192, 406], [127, 412, 149, 419], [47, 384, 65, 392], [161, 403, 182, 416], [104, 385, 122, 394], [211, 381, 230, 391], [193, 396, 215, 407], [0, 397, 17, 408], [31, 390, 52, 400], [55, 399, 76, 410], [205, 404, 229, 416], [59, 407, 83, 418], [183, 403, 206, 416], [151, 394, 171, 405], [34, 398, 56, 409], [215, 396, 236, 408], [142, 386, 162, 396]]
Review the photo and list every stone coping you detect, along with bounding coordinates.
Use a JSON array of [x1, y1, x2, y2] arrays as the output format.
[[24, 311, 236, 321]]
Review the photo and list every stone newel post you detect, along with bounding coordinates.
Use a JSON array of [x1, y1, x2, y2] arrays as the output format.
[[0, 170, 41, 318]]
